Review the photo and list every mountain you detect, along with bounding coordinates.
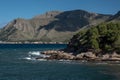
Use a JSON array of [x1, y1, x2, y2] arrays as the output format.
[[108, 11, 120, 22], [0, 9, 118, 42]]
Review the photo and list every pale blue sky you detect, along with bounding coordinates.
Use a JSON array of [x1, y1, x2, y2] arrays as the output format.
[[0, 0, 120, 27]]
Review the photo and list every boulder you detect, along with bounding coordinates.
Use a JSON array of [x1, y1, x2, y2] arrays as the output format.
[[76, 52, 96, 59], [102, 54, 110, 59], [111, 52, 120, 58]]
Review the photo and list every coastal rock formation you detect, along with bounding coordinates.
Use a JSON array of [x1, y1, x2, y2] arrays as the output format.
[[36, 50, 120, 61], [111, 52, 120, 58], [100, 52, 120, 61], [37, 50, 75, 60], [76, 52, 96, 60]]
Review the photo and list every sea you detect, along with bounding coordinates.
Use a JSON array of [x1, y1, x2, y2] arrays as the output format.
[[0, 44, 120, 80]]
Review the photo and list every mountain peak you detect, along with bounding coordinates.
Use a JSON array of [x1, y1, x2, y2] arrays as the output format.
[[34, 11, 62, 19], [115, 11, 120, 16]]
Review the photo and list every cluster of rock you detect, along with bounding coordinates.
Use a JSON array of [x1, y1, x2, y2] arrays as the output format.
[[75, 52, 120, 61], [75, 52, 96, 60], [39, 50, 75, 60], [99, 52, 120, 61], [36, 50, 120, 61]]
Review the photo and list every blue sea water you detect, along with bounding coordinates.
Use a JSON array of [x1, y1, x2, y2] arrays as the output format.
[[0, 44, 120, 80]]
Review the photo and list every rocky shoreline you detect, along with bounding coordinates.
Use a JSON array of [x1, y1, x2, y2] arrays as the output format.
[[35, 50, 120, 62]]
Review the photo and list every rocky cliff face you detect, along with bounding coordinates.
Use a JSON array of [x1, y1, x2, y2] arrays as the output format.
[[0, 10, 117, 42]]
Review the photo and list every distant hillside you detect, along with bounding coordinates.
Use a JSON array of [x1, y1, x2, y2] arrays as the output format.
[[0, 9, 119, 42]]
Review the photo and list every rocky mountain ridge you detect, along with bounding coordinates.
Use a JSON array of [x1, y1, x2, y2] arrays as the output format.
[[0, 9, 119, 42]]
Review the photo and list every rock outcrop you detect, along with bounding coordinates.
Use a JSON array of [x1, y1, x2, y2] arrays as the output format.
[[75, 52, 96, 60], [36, 50, 120, 62], [36, 50, 75, 60]]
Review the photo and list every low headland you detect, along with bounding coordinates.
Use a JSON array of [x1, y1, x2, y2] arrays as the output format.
[[36, 22, 120, 62]]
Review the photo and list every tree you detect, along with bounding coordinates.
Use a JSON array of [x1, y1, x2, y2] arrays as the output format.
[[68, 22, 120, 54]]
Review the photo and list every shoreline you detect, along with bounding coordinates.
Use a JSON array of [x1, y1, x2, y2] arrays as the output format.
[[35, 50, 120, 63], [1, 43, 120, 63], [0, 41, 67, 44], [35, 58, 120, 64]]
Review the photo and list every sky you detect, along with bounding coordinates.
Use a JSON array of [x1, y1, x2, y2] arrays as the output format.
[[0, 0, 120, 27]]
